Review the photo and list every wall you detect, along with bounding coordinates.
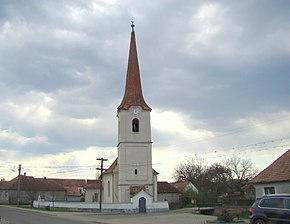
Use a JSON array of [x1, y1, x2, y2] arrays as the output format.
[[0, 190, 9, 204], [158, 193, 180, 204], [85, 188, 100, 203], [118, 110, 151, 142], [103, 173, 112, 203], [254, 182, 290, 198], [33, 192, 169, 213], [8, 190, 66, 204], [67, 195, 83, 202], [33, 200, 168, 213]]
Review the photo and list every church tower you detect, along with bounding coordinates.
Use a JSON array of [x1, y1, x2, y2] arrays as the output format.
[[117, 23, 154, 203]]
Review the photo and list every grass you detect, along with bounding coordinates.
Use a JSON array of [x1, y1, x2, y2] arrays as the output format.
[[239, 210, 250, 219]]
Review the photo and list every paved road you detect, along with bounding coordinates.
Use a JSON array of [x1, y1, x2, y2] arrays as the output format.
[[0, 206, 90, 224], [0, 205, 217, 224]]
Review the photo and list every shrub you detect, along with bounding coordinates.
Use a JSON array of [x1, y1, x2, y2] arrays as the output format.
[[217, 211, 234, 222]]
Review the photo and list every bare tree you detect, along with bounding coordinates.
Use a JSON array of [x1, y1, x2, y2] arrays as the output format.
[[206, 163, 231, 196], [225, 156, 258, 194], [173, 156, 258, 201], [173, 157, 208, 192]]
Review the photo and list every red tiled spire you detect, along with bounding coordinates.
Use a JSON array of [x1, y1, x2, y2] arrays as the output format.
[[118, 23, 151, 111]]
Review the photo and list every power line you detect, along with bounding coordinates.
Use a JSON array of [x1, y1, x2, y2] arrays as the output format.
[[1, 132, 289, 179], [155, 114, 290, 148]]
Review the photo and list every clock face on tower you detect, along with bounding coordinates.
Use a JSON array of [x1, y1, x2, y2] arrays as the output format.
[[131, 106, 142, 115]]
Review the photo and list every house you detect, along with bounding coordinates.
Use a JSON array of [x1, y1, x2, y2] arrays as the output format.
[[84, 179, 101, 203], [50, 178, 88, 202], [0, 175, 102, 204], [0, 180, 11, 204], [157, 181, 181, 204], [172, 180, 199, 206], [250, 149, 290, 198], [48, 178, 102, 202], [0, 175, 66, 204], [172, 180, 199, 194]]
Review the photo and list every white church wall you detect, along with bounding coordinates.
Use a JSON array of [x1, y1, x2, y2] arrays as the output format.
[[153, 173, 158, 201], [118, 142, 154, 202], [103, 173, 113, 203], [33, 200, 169, 213], [118, 110, 151, 142]]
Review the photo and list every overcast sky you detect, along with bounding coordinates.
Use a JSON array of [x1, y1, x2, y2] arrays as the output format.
[[0, 0, 290, 181]]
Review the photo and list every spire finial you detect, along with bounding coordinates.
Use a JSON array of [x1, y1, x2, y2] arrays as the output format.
[[131, 20, 135, 31]]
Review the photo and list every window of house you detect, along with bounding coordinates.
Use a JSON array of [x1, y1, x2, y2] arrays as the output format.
[[108, 181, 111, 197], [264, 187, 275, 195], [132, 119, 139, 132], [135, 169, 138, 175], [93, 193, 98, 202]]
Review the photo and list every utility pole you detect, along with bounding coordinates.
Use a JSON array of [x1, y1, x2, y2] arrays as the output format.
[[96, 158, 107, 212], [17, 164, 21, 206]]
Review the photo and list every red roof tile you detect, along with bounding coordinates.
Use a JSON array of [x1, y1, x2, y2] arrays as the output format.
[[250, 149, 290, 184], [103, 158, 159, 177], [0, 180, 10, 190], [1, 176, 102, 195], [49, 178, 87, 187], [85, 179, 101, 189], [6, 175, 65, 191], [104, 158, 118, 174], [172, 181, 188, 191], [130, 185, 146, 194], [117, 29, 151, 111], [158, 181, 180, 193], [49, 178, 87, 196]]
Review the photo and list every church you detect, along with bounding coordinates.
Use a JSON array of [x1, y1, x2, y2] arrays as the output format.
[[102, 23, 168, 212], [28, 23, 170, 213]]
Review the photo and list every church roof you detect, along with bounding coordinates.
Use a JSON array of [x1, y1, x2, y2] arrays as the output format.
[[104, 158, 118, 174], [117, 24, 151, 111], [250, 149, 290, 184], [103, 157, 158, 176], [130, 185, 146, 194]]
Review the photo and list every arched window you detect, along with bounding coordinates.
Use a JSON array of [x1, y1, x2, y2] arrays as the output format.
[[132, 118, 139, 132]]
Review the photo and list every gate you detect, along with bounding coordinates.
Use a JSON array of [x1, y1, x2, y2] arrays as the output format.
[[139, 197, 146, 213]]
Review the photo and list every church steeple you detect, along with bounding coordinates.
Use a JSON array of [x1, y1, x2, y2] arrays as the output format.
[[118, 22, 151, 111]]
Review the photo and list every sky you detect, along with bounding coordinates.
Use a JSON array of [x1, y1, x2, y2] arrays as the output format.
[[0, 0, 290, 182]]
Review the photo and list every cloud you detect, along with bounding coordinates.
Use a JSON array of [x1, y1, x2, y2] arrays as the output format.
[[0, 146, 117, 180], [152, 110, 215, 146], [235, 111, 290, 138], [0, 130, 47, 146], [0, 0, 290, 181]]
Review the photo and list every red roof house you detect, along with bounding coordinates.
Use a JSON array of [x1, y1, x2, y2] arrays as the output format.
[[250, 149, 290, 198], [157, 181, 180, 204], [0, 175, 66, 204]]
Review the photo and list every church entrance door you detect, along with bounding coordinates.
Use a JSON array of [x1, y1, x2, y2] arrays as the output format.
[[139, 197, 146, 213]]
